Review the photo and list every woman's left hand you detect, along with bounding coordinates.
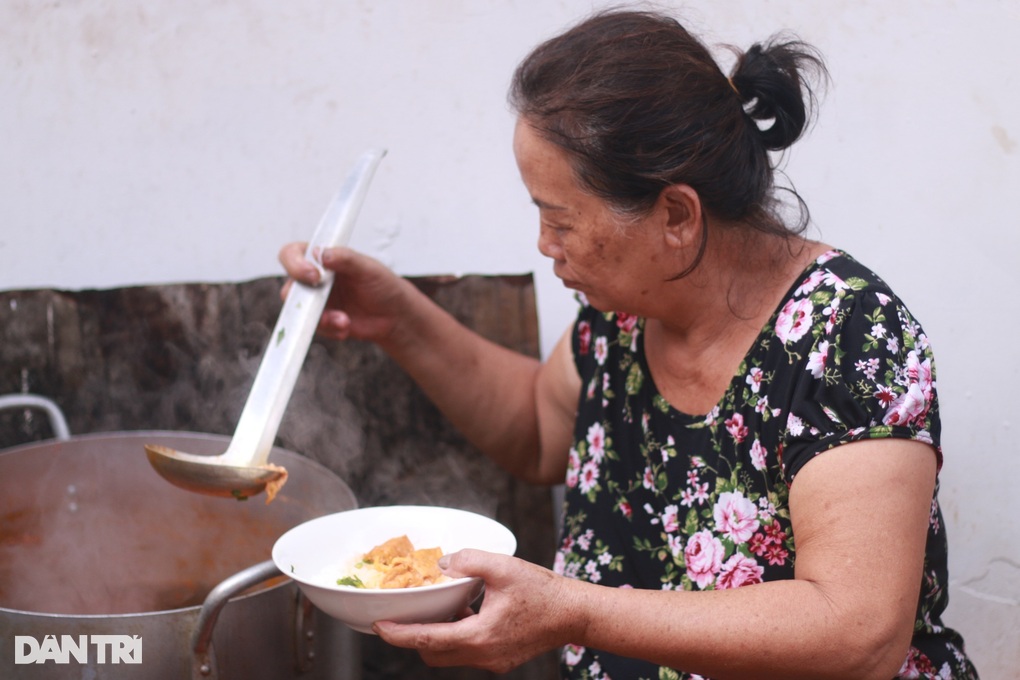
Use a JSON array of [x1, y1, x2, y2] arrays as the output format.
[[373, 549, 572, 673]]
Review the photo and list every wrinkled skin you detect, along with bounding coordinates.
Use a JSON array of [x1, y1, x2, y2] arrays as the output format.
[[372, 549, 571, 674]]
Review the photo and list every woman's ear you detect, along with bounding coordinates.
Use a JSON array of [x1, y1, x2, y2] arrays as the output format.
[[659, 184, 703, 251]]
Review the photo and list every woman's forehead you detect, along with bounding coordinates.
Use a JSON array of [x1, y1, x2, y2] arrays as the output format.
[[514, 121, 573, 188], [517, 164, 584, 216]]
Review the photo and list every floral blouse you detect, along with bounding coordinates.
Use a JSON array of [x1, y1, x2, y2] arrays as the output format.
[[555, 250, 978, 680]]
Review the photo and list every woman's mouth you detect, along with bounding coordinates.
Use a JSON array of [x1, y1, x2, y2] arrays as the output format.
[[552, 262, 576, 287]]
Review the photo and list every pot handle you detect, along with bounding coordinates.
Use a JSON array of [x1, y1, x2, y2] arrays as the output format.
[[0, 393, 71, 440], [191, 559, 283, 680]]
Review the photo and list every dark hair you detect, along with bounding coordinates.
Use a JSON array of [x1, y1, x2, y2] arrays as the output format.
[[509, 9, 828, 273]]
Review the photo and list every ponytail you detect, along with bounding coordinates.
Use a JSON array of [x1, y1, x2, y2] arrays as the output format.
[[730, 36, 828, 151]]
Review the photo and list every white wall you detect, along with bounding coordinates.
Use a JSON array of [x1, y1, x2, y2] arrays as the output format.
[[2, 0, 1017, 674]]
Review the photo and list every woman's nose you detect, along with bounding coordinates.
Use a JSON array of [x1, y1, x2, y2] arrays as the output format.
[[537, 225, 564, 260]]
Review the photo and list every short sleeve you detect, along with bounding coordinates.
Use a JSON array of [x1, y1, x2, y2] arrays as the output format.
[[779, 288, 942, 483]]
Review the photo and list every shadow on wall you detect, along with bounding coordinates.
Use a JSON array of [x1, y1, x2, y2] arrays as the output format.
[[0, 274, 559, 680]]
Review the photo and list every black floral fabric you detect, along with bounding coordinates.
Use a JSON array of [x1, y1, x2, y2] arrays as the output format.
[[556, 250, 978, 679]]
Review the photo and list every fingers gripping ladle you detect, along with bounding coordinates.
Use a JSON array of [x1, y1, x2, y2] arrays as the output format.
[[145, 149, 386, 500]]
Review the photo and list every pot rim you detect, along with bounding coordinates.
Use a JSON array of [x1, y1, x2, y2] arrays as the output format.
[[0, 576, 292, 618]]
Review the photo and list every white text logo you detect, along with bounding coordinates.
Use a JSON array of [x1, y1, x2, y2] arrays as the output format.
[[14, 635, 142, 664]]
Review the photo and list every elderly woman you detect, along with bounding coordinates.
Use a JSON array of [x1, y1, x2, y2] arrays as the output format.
[[280, 9, 977, 680]]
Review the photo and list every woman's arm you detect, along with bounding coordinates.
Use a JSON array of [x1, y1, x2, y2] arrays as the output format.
[[279, 243, 578, 485], [376, 283, 578, 485], [377, 438, 936, 680]]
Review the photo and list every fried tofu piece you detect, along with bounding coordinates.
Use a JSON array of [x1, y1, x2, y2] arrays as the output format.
[[409, 547, 444, 584], [378, 560, 421, 588], [261, 463, 289, 504], [359, 536, 445, 589], [378, 547, 444, 588], [363, 535, 415, 565]]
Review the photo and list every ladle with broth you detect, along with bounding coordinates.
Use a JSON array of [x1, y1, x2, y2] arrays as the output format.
[[145, 149, 386, 501]]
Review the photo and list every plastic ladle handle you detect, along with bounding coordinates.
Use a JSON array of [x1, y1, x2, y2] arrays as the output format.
[[222, 148, 387, 466]]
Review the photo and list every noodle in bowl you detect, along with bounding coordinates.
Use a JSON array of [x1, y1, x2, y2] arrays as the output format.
[[272, 505, 517, 634]]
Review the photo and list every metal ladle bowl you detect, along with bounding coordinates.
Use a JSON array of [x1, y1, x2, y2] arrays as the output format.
[[143, 445, 286, 499], [145, 148, 386, 500]]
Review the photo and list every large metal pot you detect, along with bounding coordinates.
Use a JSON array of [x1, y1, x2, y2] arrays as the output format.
[[0, 424, 360, 679]]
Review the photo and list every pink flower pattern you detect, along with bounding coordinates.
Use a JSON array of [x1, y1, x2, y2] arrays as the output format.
[[684, 530, 725, 589], [775, 297, 814, 344], [713, 492, 760, 544], [716, 553, 764, 590]]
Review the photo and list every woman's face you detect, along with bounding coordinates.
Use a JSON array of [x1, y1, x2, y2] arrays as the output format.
[[513, 118, 666, 312]]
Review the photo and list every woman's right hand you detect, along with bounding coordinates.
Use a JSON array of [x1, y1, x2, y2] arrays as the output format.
[[278, 243, 412, 344]]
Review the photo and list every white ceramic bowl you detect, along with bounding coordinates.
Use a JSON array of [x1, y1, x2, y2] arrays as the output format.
[[272, 505, 517, 634]]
